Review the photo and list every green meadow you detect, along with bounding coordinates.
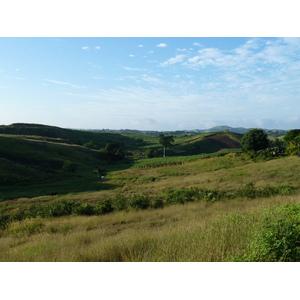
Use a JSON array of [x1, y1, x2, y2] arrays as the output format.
[[1, 123, 299, 261]]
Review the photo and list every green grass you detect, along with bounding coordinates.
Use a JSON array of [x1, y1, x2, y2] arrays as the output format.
[[131, 152, 232, 169], [1, 123, 299, 262], [1, 193, 299, 261], [0, 124, 243, 200]]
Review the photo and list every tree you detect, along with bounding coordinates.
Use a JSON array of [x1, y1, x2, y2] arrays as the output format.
[[284, 129, 300, 155], [284, 129, 300, 144], [145, 148, 159, 158], [241, 129, 270, 154], [104, 142, 125, 161], [159, 135, 174, 157]]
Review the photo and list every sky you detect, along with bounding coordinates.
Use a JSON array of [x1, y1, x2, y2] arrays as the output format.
[[1, 36, 300, 131]]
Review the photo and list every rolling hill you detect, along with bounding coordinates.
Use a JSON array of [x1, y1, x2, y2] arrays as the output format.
[[1, 123, 299, 262], [0, 123, 242, 199]]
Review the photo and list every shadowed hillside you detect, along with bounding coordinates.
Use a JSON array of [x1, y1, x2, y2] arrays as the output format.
[[0, 123, 243, 199], [0, 123, 148, 150]]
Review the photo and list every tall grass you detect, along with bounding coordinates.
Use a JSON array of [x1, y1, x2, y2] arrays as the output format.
[[131, 152, 230, 169], [0, 192, 299, 261]]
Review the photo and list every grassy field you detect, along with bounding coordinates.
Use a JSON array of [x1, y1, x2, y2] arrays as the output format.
[[0, 193, 299, 261], [1, 123, 299, 262]]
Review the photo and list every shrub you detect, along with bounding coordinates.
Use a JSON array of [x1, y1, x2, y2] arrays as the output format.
[[95, 199, 114, 215], [151, 197, 165, 209], [73, 203, 95, 216], [242, 204, 300, 262], [235, 182, 257, 199], [0, 213, 9, 229], [275, 185, 295, 195], [112, 194, 129, 211], [164, 190, 191, 205], [129, 194, 151, 210], [9, 209, 26, 222], [46, 200, 76, 217], [145, 148, 159, 158], [27, 203, 46, 218]]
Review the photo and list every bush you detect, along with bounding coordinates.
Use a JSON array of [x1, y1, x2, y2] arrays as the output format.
[[275, 185, 295, 195], [234, 183, 295, 199], [129, 194, 151, 210], [145, 148, 159, 158], [112, 194, 129, 211], [9, 209, 26, 222], [164, 190, 190, 205], [46, 200, 76, 217], [235, 182, 258, 199], [242, 204, 300, 262], [96, 199, 114, 215], [0, 213, 9, 229], [151, 197, 164, 209], [73, 203, 95, 216], [27, 203, 46, 218]]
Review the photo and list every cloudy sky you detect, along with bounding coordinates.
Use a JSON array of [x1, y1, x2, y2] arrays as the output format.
[[1, 36, 300, 130]]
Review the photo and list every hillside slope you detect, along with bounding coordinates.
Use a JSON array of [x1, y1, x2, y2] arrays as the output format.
[[0, 123, 243, 199], [0, 123, 147, 150]]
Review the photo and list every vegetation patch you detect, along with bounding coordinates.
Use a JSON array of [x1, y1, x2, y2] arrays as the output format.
[[240, 204, 300, 262]]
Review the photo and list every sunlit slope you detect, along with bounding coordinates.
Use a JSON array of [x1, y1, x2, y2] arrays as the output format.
[[0, 123, 243, 199]]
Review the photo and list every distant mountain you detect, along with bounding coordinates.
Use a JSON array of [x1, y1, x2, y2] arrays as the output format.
[[193, 126, 250, 134], [189, 126, 288, 137], [2, 123, 288, 138]]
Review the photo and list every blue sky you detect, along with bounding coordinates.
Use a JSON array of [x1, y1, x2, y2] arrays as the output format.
[[1, 37, 300, 130]]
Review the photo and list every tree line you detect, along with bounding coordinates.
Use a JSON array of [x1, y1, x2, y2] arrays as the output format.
[[241, 128, 300, 158]]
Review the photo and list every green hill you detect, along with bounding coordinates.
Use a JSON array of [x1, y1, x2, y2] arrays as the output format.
[[0, 123, 147, 149], [1, 124, 299, 262], [0, 123, 242, 199], [0, 123, 147, 199]]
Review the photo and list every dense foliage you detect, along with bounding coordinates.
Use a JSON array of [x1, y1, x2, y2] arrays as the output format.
[[242, 204, 300, 262], [284, 129, 300, 155], [0, 183, 295, 230], [241, 129, 270, 153]]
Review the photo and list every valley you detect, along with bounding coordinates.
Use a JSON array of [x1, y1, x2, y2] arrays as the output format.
[[0, 123, 299, 262]]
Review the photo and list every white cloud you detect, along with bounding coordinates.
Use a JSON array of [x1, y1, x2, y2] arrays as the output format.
[[138, 45, 144, 47], [129, 54, 135, 57], [82, 46, 89, 50], [95, 46, 101, 50], [160, 54, 186, 66], [44, 79, 86, 89], [156, 43, 167, 48]]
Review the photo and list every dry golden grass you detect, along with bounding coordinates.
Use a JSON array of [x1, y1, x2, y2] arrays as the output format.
[[1, 191, 299, 262], [106, 155, 300, 196], [1, 155, 300, 261]]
